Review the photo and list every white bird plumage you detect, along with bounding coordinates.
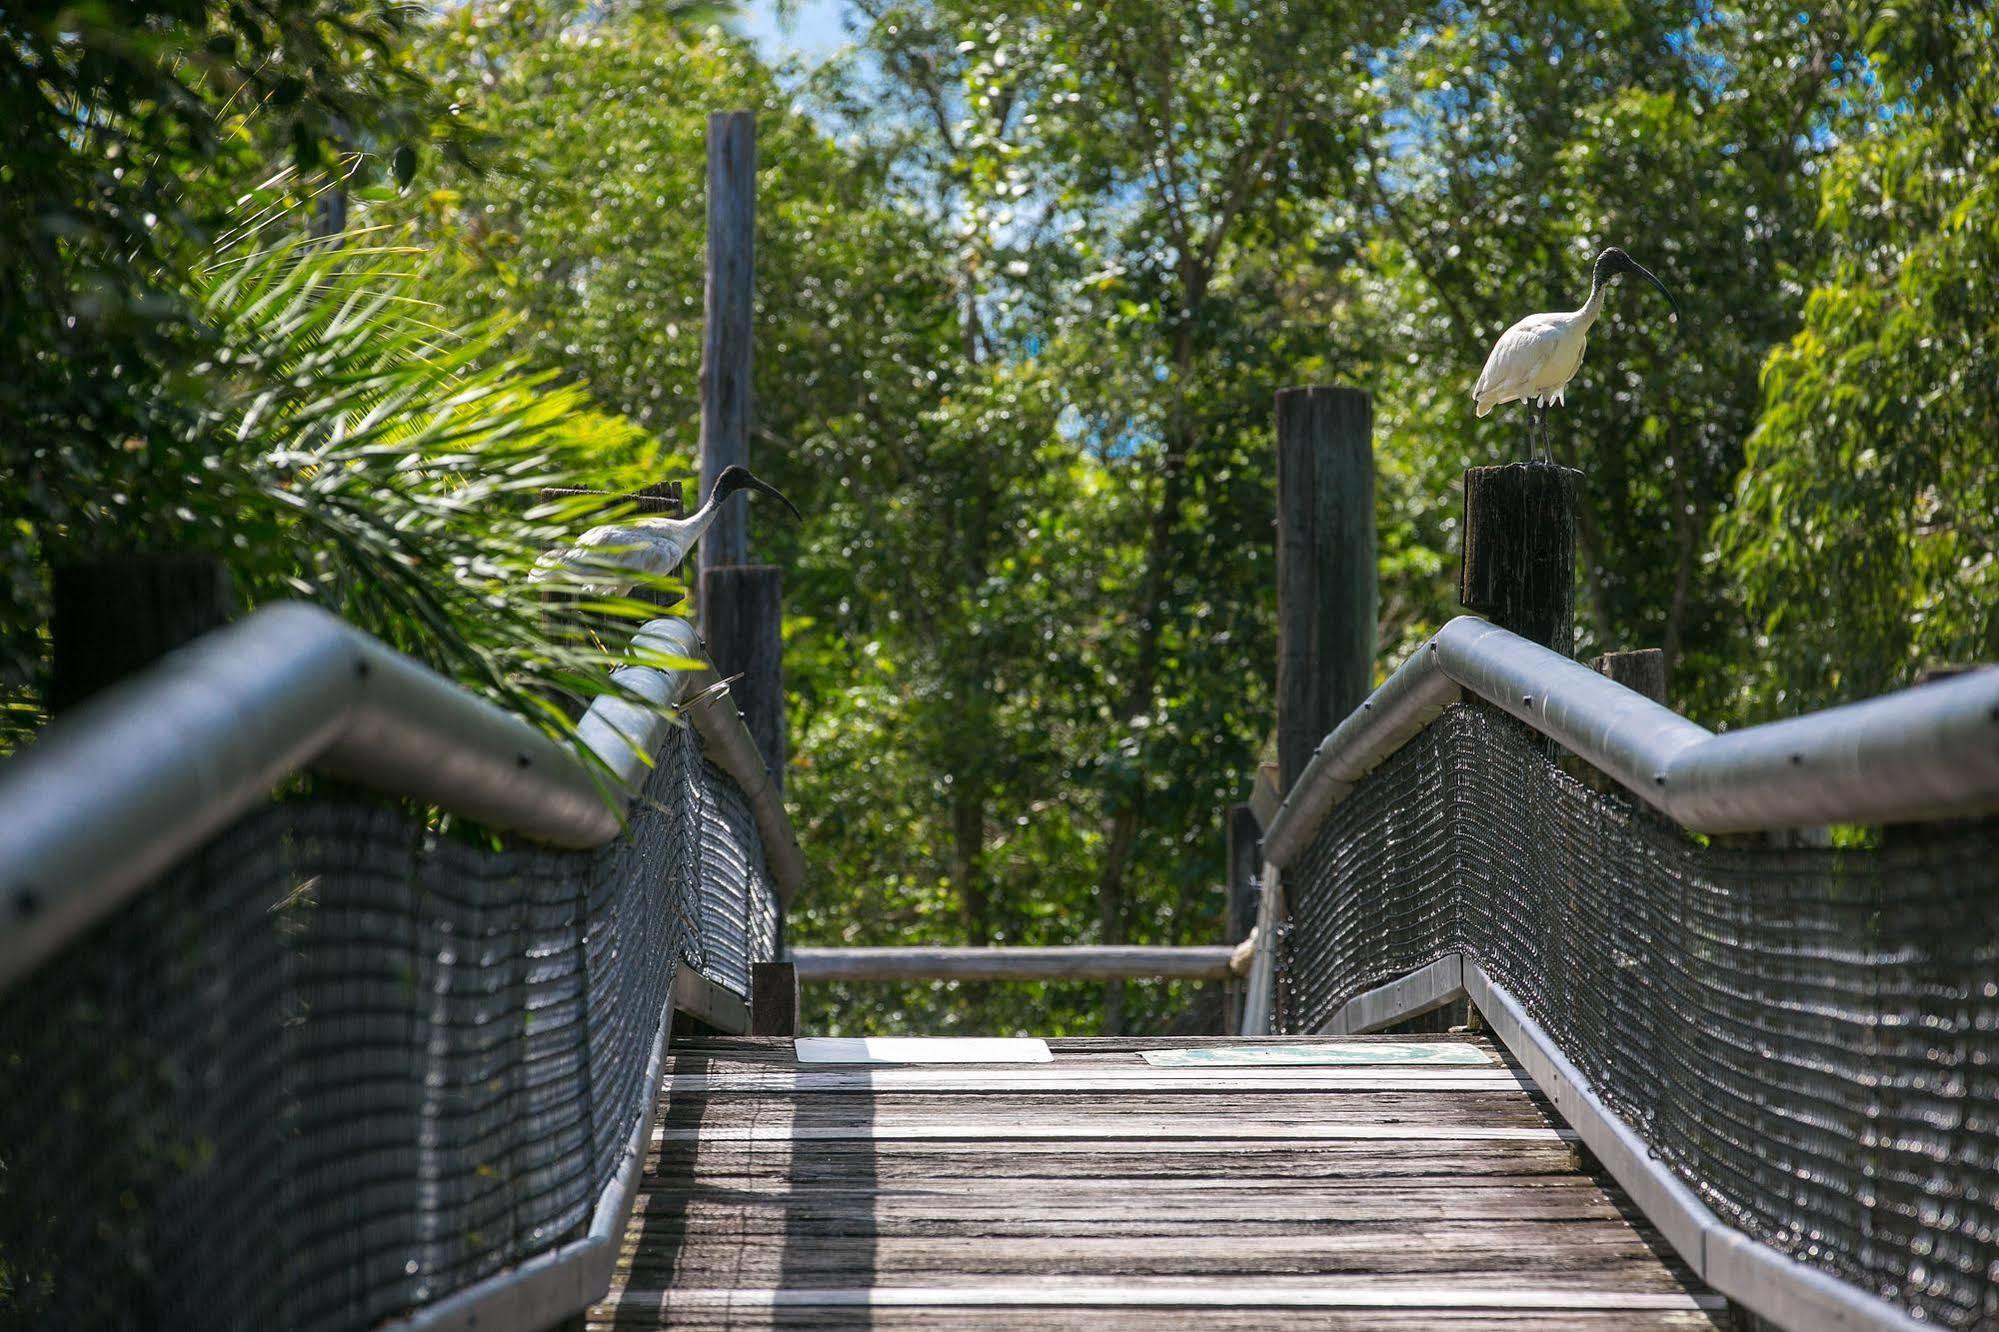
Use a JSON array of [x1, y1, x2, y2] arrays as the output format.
[[1473, 246, 1679, 461], [533, 464, 800, 598]]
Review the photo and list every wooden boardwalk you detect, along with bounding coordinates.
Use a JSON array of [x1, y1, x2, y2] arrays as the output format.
[[590, 1035, 1724, 1330]]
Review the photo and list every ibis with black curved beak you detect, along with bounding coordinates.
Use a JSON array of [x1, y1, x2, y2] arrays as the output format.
[[534, 464, 800, 598], [1474, 246, 1679, 461]]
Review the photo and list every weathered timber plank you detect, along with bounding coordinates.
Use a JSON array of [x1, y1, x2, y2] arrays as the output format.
[[601, 1036, 1716, 1327], [651, 1089, 1560, 1129], [647, 1141, 1595, 1185], [652, 1123, 1578, 1145], [660, 1065, 1531, 1092], [596, 1282, 1727, 1312], [619, 1184, 1642, 1228], [675, 1034, 1500, 1052], [590, 1311, 1723, 1331], [667, 1034, 1511, 1063], [614, 1229, 1699, 1286], [654, 1131, 1579, 1155]]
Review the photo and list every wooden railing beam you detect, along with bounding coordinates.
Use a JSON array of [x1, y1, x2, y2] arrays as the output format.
[[792, 946, 1236, 984]]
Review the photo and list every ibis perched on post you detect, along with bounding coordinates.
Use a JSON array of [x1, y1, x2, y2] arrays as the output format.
[[533, 464, 800, 600], [1473, 246, 1679, 461]]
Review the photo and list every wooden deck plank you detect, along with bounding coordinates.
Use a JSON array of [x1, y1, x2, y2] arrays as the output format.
[[590, 1036, 1718, 1329], [658, 1069, 1533, 1093], [653, 1088, 1565, 1128], [613, 1229, 1701, 1285], [647, 1138, 1594, 1175], [589, 1311, 1724, 1330]]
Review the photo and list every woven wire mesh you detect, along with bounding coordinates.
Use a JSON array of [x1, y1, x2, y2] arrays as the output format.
[[0, 720, 778, 1331], [692, 760, 782, 996], [1276, 703, 1999, 1328]]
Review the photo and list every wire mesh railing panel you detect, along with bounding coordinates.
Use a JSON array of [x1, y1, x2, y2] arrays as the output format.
[[691, 758, 777, 998], [0, 720, 775, 1331], [1278, 703, 1999, 1328], [1277, 720, 1460, 1028]]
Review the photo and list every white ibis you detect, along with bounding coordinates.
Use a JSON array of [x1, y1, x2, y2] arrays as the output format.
[[533, 464, 800, 598], [1473, 246, 1679, 461]]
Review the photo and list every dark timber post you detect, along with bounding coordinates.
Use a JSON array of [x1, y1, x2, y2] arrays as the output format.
[[1275, 387, 1376, 792], [1224, 804, 1261, 945], [695, 110, 786, 793], [49, 555, 235, 715], [751, 960, 799, 1037], [1460, 463, 1580, 656], [701, 564, 785, 790], [1591, 648, 1667, 703], [698, 110, 755, 582]]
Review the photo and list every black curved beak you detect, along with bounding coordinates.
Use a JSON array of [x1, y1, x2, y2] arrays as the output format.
[[1628, 258, 1680, 327], [747, 475, 802, 522]]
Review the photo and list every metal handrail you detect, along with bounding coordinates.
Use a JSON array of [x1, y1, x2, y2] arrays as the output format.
[[0, 601, 807, 991], [0, 600, 805, 1332], [1248, 613, 1999, 1332], [1263, 614, 1999, 867]]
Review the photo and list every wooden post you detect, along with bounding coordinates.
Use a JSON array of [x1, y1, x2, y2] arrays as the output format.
[[49, 555, 235, 715], [751, 960, 799, 1037], [1224, 804, 1261, 944], [697, 110, 756, 588], [1460, 462, 1580, 655], [700, 565, 785, 791], [1275, 386, 1376, 792], [1591, 648, 1667, 703]]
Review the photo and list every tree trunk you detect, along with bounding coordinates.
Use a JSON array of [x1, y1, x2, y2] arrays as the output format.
[[1092, 312, 1203, 1034], [950, 786, 989, 947], [1096, 802, 1144, 1035], [1662, 442, 1697, 682]]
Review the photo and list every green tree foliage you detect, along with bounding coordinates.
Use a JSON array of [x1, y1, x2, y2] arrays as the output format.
[[0, 1, 499, 728], [772, 0, 1403, 1033], [1720, 2, 1999, 712], [781, 0, 1998, 1034], [8, 0, 1989, 1037], [1333, 0, 1859, 712], [398, 3, 950, 470], [187, 226, 671, 717]]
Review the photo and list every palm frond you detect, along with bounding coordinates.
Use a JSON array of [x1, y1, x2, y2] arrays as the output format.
[[188, 220, 684, 748]]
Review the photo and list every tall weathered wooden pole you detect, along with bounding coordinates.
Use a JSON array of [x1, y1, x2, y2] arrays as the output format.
[[698, 110, 755, 578], [1275, 386, 1376, 792], [1459, 463, 1580, 656], [696, 110, 786, 795], [701, 563, 785, 788]]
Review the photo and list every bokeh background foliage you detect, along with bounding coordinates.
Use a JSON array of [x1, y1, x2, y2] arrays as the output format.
[[4, 0, 1992, 1032]]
